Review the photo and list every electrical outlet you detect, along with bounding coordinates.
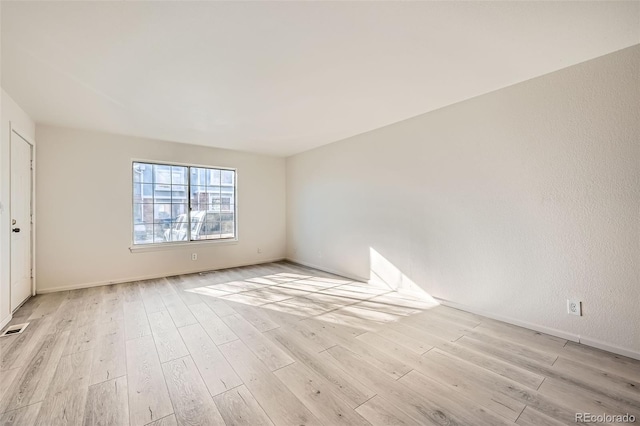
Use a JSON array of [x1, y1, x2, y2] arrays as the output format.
[[191, 253, 197, 261], [257, 248, 262, 254], [567, 299, 581, 316]]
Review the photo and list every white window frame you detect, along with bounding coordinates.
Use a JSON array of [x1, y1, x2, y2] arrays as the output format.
[[129, 159, 238, 252]]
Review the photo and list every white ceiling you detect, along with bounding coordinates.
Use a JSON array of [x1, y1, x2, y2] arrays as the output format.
[[2, 1, 639, 156]]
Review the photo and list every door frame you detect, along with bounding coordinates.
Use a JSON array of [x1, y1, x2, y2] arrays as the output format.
[[9, 122, 36, 309]]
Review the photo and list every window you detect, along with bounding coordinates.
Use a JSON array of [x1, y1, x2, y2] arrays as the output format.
[[132, 162, 236, 245]]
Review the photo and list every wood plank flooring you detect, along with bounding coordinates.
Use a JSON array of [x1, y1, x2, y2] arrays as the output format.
[[1, 261, 639, 425]]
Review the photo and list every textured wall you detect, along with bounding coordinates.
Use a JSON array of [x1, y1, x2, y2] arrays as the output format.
[[36, 125, 286, 292], [286, 45, 640, 356]]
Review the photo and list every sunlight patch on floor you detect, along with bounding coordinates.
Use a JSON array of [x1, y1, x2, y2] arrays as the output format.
[[186, 264, 439, 334]]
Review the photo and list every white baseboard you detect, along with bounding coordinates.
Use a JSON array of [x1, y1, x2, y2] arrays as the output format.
[[0, 314, 12, 331], [36, 257, 286, 294], [434, 297, 580, 342], [435, 296, 640, 361], [285, 257, 369, 283], [578, 336, 640, 361]]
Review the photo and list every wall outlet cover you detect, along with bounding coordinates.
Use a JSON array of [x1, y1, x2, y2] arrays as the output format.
[[567, 299, 582, 316]]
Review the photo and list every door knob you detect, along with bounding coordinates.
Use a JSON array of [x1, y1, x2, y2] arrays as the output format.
[[12, 228, 20, 233]]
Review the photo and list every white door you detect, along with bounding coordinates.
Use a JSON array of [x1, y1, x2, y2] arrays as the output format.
[[10, 130, 33, 311]]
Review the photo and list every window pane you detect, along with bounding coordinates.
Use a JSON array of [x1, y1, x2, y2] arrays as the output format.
[[133, 209, 147, 244], [187, 211, 204, 241], [190, 180, 206, 190], [133, 183, 154, 201], [171, 166, 187, 185], [209, 193, 221, 211], [171, 204, 188, 221], [133, 184, 142, 199], [199, 219, 221, 239], [221, 221, 235, 238], [154, 226, 167, 243], [191, 187, 210, 211], [201, 190, 217, 204], [133, 204, 146, 223], [155, 164, 171, 184], [133, 232, 148, 245], [165, 227, 185, 242], [174, 212, 189, 225], [166, 212, 189, 242], [222, 186, 234, 209], [210, 205, 221, 215], [153, 204, 172, 221], [134, 223, 154, 244], [221, 170, 234, 185], [133, 162, 148, 183], [171, 185, 187, 203], [220, 197, 232, 212], [209, 169, 221, 186], [137, 204, 154, 224], [189, 212, 204, 228], [220, 213, 234, 222], [190, 167, 205, 187]]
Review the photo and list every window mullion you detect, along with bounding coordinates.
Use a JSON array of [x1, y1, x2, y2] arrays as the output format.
[[187, 166, 192, 242], [218, 174, 222, 239]]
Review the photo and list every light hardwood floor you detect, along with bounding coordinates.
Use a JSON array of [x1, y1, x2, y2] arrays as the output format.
[[0, 261, 638, 425]]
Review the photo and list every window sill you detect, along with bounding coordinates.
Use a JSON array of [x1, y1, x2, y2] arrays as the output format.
[[129, 238, 239, 253]]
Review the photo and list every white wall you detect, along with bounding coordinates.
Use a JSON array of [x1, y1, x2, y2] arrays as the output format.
[[35, 125, 286, 292], [286, 45, 640, 356], [0, 4, 3, 329], [0, 90, 36, 327]]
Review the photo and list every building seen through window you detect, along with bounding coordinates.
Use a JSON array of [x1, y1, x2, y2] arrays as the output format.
[[133, 162, 236, 244]]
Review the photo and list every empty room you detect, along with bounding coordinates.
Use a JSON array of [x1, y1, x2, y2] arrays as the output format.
[[0, 1, 639, 425]]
